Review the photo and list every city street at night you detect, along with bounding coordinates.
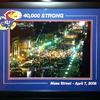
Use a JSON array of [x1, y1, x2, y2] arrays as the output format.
[[10, 21, 91, 78]]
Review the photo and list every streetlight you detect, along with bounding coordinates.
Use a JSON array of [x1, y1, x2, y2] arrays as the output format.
[[65, 72, 68, 75], [78, 21, 85, 26]]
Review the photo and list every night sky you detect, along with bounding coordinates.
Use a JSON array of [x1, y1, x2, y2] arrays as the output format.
[[10, 21, 67, 39]]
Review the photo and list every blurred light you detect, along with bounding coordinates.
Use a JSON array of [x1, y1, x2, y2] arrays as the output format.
[[68, 65, 71, 68], [86, 24, 88, 27], [14, 51, 17, 55], [67, 68, 70, 71], [84, 33, 87, 36], [64, 35, 77, 39], [38, 46, 44, 52], [77, 53, 80, 56], [68, 24, 71, 27], [72, 47, 76, 53], [78, 21, 85, 26], [80, 52, 83, 56], [32, 48, 35, 51], [81, 30, 83, 33], [10, 53, 12, 57], [13, 58, 16, 61], [27, 71, 31, 78], [77, 45, 80, 49], [54, 38, 59, 43], [28, 40, 31, 48], [70, 62, 72, 65], [24, 49, 27, 52], [65, 72, 68, 75], [42, 0, 52, 2], [71, 54, 76, 60], [81, 41, 84, 45], [64, 30, 69, 37], [44, 41, 52, 46], [72, 40, 75, 45], [72, 23, 75, 26], [30, 53, 33, 56], [21, 54, 24, 57], [17, 56, 20, 59]]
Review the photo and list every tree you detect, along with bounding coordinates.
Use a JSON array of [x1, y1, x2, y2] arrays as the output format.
[[10, 58, 19, 69]]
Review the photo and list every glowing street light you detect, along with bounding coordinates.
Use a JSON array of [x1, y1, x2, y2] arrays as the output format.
[[13, 58, 16, 61], [28, 40, 31, 48], [67, 68, 70, 71], [30, 53, 33, 56], [17, 56, 20, 59], [68, 65, 71, 68], [78, 21, 85, 26], [65, 72, 68, 75], [72, 40, 75, 45], [84, 32, 87, 36]]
